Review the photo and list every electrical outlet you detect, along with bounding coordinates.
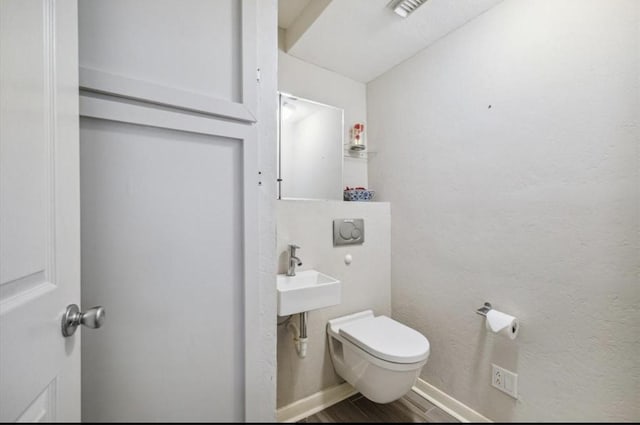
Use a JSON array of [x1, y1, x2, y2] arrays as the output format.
[[492, 364, 503, 388], [491, 364, 518, 399]]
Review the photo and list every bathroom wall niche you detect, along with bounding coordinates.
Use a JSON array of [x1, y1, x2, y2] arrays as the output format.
[[278, 92, 344, 200]]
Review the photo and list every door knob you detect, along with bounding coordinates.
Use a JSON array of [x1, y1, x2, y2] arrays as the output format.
[[61, 304, 105, 337]]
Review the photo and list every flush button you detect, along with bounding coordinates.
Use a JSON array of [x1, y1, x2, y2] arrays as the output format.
[[333, 219, 364, 246], [339, 222, 354, 239]]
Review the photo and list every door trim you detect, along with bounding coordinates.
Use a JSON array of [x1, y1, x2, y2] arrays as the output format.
[[79, 68, 256, 123], [79, 95, 252, 140]]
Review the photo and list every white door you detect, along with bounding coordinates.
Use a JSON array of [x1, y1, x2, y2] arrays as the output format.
[[76, 0, 259, 421], [0, 0, 81, 422]]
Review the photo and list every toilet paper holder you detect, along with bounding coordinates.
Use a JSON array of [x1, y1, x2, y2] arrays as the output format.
[[476, 302, 492, 317]]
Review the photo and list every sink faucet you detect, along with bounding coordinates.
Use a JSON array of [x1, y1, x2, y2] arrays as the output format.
[[287, 244, 303, 276]]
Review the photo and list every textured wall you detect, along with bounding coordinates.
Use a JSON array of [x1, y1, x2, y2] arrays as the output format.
[[276, 200, 391, 408], [278, 37, 368, 189], [256, 0, 278, 420], [367, 0, 639, 421]]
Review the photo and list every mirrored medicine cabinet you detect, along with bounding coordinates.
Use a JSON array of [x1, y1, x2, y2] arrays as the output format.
[[277, 92, 344, 201]]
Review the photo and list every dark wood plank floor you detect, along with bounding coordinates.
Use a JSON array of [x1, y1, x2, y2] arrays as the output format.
[[298, 390, 458, 423]]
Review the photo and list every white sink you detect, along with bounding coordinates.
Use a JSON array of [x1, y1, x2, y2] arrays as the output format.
[[277, 270, 341, 316]]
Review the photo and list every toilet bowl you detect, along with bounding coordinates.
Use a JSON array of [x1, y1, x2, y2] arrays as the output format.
[[327, 310, 430, 404]]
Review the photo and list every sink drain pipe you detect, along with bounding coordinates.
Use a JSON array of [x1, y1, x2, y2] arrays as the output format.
[[287, 311, 308, 358]]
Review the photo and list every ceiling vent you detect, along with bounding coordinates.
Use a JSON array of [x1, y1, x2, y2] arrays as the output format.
[[389, 0, 427, 18]]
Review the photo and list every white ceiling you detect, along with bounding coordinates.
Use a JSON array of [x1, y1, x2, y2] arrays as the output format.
[[280, 0, 503, 83], [278, 0, 312, 29]]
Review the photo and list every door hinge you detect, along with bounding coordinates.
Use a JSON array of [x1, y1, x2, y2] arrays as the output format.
[[256, 68, 261, 83]]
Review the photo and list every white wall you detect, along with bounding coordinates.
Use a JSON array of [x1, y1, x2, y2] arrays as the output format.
[[257, 0, 278, 420], [367, 0, 639, 422], [276, 200, 390, 408], [279, 31, 368, 189]]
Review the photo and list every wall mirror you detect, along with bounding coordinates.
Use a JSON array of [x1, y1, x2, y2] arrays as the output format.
[[278, 92, 344, 200]]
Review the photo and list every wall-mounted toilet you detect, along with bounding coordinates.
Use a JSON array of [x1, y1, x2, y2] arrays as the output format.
[[327, 310, 430, 403]]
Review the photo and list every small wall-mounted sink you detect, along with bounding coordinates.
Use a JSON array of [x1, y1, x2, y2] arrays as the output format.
[[277, 270, 341, 316]]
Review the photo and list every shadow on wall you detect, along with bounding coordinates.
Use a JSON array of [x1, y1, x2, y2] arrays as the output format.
[[277, 249, 289, 275], [276, 243, 344, 402], [276, 310, 344, 405], [321, 341, 343, 389]]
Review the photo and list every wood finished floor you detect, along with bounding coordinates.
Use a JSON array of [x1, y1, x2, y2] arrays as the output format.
[[298, 390, 458, 423]]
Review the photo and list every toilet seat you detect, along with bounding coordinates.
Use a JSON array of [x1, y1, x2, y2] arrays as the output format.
[[339, 315, 430, 364]]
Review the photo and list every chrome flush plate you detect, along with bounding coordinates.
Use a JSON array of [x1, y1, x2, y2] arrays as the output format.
[[333, 219, 365, 246]]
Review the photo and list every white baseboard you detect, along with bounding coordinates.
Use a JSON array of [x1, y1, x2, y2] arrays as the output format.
[[412, 378, 492, 423], [275, 378, 491, 423], [276, 382, 357, 423]]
